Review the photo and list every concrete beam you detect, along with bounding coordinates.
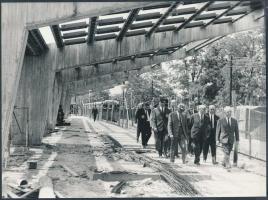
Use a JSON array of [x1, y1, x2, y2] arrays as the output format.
[[52, 11, 263, 72], [61, 49, 185, 82]]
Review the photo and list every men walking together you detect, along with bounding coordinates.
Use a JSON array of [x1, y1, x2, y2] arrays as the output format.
[[168, 103, 189, 163], [216, 106, 239, 168]]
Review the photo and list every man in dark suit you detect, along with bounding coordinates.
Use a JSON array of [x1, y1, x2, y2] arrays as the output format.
[[203, 105, 219, 164], [135, 103, 143, 143], [151, 97, 170, 157], [135, 102, 152, 148], [92, 105, 98, 122], [186, 102, 198, 155], [168, 103, 189, 163], [216, 106, 239, 169], [190, 105, 211, 165]]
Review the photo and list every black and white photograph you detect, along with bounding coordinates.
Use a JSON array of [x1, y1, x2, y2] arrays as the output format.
[[1, 0, 267, 198]]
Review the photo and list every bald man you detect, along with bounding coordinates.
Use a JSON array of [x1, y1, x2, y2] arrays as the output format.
[[203, 105, 219, 164], [216, 106, 239, 169], [190, 105, 211, 165]]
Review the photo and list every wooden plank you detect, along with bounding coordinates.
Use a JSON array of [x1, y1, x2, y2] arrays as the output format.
[[184, 21, 204, 28], [125, 29, 146, 37], [142, 3, 171, 10], [195, 35, 225, 51], [117, 8, 140, 40], [61, 164, 79, 177], [98, 17, 125, 26], [7, 190, 20, 198], [60, 21, 88, 31], [163, 17, 185, 25], [62, 30, 87, 39], [111, 181, 127, 194], [95, 33, 117, 41], [172, 7, 197, 16], [226, 8, 249, 16], [135, 12, 161, 21], [54, 191, 65, 198], [96, 26, 120, 34], [175, 2, 213, 31], [64, 38, 86, 45], [213, 17, 233, 24], [50, 25, 64, 48], [204, 1, 242, 27], [155, 25, 176, 33], [146, 2, 180, 37], [129, 21, 153, 30], [38, 176, 56, 198], [19, 186, 41, 198], [195, 12, 217, 21], [207, 2, 232, 11], [88, 17, 97, 44]]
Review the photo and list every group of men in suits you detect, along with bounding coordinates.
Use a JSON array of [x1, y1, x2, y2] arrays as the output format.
[[139, 96, 239, 169]]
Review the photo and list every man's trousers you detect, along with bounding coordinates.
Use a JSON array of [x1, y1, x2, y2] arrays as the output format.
[[170, 137, 186, 163]]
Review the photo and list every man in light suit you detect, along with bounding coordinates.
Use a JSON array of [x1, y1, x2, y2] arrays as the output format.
[[216, 106, 239, 168], [190, 105, 211, 165], [168, 103, 189, 163], [151, 97, 170, 157], [203, 105, 219, 164]]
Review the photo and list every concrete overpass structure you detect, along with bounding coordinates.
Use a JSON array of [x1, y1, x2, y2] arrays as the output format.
[[2, 1, 264, 165]]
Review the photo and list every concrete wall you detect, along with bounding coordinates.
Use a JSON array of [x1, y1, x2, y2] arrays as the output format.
[[10, 49, 58, 145]]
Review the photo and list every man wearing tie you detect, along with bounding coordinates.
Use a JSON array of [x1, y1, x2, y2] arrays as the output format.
[[203, 105, 219, 164], [168, 103, 189, 163], [135, 103, 151, 148], [190, 105, 211, 165], [216, 106, 239, 169], [151, 97, 170, 157]]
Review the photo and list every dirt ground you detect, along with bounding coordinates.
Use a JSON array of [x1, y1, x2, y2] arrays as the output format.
[[3, 116, 266, 198]]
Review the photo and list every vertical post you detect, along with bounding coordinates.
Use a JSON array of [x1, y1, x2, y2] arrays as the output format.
[[118, 106, 121, 126], [229, 55, 233, 106], [26, 107, 29, 148], [151, 80, 154, 99], [122, 90, 125, 127], [131, 91, 134, 126], [111, 104, 114, 123], [125, 92, 129, 129], [248, 109, 252, 159], [106, 104, 109, 121]]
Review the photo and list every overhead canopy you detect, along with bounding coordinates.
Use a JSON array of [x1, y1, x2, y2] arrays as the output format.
[[26, 0, 264, 56]]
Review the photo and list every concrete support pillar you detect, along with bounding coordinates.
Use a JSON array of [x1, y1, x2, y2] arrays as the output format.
[[47, 73, 63, 132]]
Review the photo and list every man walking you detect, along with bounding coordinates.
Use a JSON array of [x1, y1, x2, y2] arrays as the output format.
[[151, 97, 170, 157], [203, 105, 219, 164], [168, 103, 189, 163], [216, 106, 239, 168], [92, 105, 98, 122], [135, 103, 151, 148], [190, 105, 211, 165]]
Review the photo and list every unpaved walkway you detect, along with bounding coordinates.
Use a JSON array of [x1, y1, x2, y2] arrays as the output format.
[[3, 116, 266, 198]]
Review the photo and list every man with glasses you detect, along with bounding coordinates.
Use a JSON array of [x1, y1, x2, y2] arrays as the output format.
[[203, 105, 219, 164], [216, 106, 239, 169]]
